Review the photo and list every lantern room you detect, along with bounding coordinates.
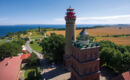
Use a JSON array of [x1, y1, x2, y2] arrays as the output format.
[[65, 6, 76, 19]]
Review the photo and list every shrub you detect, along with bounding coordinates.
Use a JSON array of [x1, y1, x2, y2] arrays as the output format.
[[27, 53, 40, 67], [42, 33, 65, 63], [24, 67, 41, 80], [30, 41, 33, 44]]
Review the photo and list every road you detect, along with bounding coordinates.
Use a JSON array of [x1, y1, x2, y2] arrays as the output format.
[[25, 40, 43, 59], [25, 41, 32, 53]]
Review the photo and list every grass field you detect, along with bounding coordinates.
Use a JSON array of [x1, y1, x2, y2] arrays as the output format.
[[46, 27, 130, 45], [30, 41, 42, 53], [30, 36, 43, 40], [96, 36, 130, 46], [47, 27, 130, 36]]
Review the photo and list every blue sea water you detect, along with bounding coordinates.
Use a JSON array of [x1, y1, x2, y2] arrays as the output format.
[[0, 24, 96, 37]]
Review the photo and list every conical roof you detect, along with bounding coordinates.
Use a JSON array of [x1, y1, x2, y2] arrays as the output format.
[[80, 28, 89, 36]]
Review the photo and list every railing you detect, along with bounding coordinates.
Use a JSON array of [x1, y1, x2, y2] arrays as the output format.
[[72, 41, 100, 49]]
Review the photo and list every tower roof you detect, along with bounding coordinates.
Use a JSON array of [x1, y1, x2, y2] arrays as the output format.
[[68, 6, 72, 9], [67, 6, 74, 11], [80, 28, 89, 36]]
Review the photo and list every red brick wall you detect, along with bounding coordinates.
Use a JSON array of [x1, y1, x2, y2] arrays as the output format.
[[71, 67, 100, 80], [72, 57, 99, 75], [71, 45, 100, 80], [72, 45, 99, 62]]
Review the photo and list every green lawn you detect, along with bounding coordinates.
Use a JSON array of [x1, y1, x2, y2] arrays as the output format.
[[24, 67, 41, 80], [24, 68, 36, 79], [0, 39, 5, 45], [30, 41, 42, 53], [30, 35, 43, 40]]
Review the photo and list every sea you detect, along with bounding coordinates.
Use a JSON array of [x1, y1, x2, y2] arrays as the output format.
[[0, 24, 98, 37]]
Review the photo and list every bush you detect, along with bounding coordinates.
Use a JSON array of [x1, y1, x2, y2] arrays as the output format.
[[42, 33, 65, 63], [27, 53, 40, 67], [24, 67, 41, 80], [12, 39, 25, 45], [24, 37, 29, 41], [30, 41, 34, 44], [99, 40, 130, 73]]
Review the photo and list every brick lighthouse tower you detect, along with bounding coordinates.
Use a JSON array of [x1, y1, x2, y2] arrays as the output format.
[[64, 6, 76, 68]]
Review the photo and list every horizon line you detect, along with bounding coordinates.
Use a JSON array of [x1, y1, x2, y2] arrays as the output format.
[[0, 23, 130, 26]]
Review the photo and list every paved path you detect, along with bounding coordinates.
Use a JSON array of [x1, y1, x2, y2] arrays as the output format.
[[25, 41, 33, 53], [25, 40, 43, 59]]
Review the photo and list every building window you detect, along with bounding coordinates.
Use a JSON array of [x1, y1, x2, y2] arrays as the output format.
[[91, 53, 93, 59], [95, 66, 97, 72], [89, 68, 92, 73], [90, 53, 92, 59], [83, 69, 86, 74], [87, 54, 90, 60]]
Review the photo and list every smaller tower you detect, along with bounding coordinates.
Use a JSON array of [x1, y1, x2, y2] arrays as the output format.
[[38, 26, 40, 32], [70, 29, 100, 80]]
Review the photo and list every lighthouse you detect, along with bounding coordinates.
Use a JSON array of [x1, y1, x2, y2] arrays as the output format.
[[64, 6, 76, 69], [64, 7, 100, 80]]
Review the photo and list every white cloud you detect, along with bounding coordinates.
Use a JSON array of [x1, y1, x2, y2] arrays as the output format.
[[78, 15, 130, 20], [54, 15, 130, 24]]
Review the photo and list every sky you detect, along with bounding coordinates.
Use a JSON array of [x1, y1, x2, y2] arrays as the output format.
[[0, 0, 130, 25]]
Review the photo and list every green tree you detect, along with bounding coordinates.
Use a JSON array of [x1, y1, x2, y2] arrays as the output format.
[[99, 40, 130, 73], [0, 42, 22, 61], [100, 47, 114, 65], [27, 53, 40, 67], [12, 39, 25, 45], [99, 40, 116, 49], [0, 39, 25, 61], [42, 33, 65, 63], [121, 51, 130, 72], [110, 50, 123, 72], [117, 45, 128, 53]]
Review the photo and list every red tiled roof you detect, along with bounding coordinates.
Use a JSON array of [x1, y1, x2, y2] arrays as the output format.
[[0, 56, 22, 80], [112, 71, 130, 80], [21, 53, 31, 60], [122, 71, 130, 80]]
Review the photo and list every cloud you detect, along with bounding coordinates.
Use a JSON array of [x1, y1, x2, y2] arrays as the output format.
[[54, 15, 130, 24], [78, 15, 130, 20]]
